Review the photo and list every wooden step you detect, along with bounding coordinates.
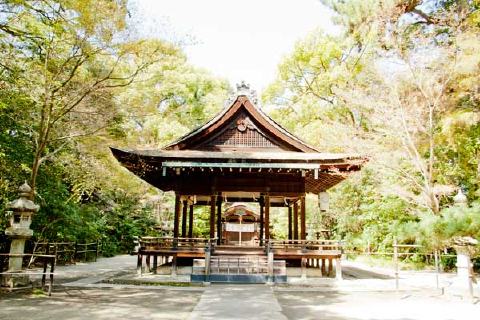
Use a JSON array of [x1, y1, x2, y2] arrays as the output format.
[[213, 245, 266, 256], [213, 250, 265, 256]]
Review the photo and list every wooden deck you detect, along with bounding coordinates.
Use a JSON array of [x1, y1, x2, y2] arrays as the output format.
[[137, 237, 343, 279], [138, 238, 342, 256], [137, 237, 210, 273]]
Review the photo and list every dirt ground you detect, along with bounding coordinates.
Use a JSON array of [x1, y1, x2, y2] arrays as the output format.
[[0, 255, 479, 320]]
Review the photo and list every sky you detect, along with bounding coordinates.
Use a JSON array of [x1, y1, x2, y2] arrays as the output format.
[[130, 0, 338, 92]]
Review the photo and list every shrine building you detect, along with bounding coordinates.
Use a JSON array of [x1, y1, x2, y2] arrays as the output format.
[[111, 83, 367, 281]]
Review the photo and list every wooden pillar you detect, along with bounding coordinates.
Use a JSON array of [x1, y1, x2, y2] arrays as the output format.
[[300, 196, 306, 240], [137, 253, 142, 275], [259, 198, 264, 246], [301, 257, 307, 280], [293, 200, 299, 240], [216, 196, 222, 245], [209, 195, 216, 239], [265, 194, 270, 241], [146, 255, 151, 272], [173, 194, 181, 238], [181, 200, 187, 238], [287, 203, 292, 240], [171, 255, 177, 276], [188, 204, 194, 238], [153, 255, 158, 274]]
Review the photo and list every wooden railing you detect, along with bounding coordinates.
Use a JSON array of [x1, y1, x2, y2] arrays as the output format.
[[267, 239, 343, 253], [33, 241, 102, 264], [137, 237, 217, 275], [267, 240, 344, 279], [139, 237, 215, 251]]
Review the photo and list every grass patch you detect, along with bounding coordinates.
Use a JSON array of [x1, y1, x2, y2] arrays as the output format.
[[31, 288, 47, 297]]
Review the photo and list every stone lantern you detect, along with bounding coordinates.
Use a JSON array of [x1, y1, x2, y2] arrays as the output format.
[[2, 182, 39, 287], [452, 236, 478, 298], [451, 189, 478, 297]]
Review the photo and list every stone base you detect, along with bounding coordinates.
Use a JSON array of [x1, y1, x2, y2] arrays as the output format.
[[1, 272, 31, 288], [154, 266, 193, 275], [286, 267, 333, 277]]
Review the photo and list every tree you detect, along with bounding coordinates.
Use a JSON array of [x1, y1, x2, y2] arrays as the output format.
[[262, 31, 375, 153], [264, 0, 480, 249], [117, 62, 230, 149], [0, 0, 178, 196], [355, 0, 479, 214]]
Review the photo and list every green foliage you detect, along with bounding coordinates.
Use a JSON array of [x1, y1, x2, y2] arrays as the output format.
[[329, 168, 415, 251], [400, 203, 480, 250], [118, 63, 230, 148], [99, 191, 158, 256], [192, 207, 213, 238], [0, 89, 36, 232], [263, 0, 480, 255], [25, 154, 159, 256], [436, 120, 480, 198]]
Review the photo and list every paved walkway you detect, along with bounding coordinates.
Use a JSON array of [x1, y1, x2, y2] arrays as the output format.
[[189, 285, 286, 320], [49, 254, 137, 282], [1, 255, 479, 320]]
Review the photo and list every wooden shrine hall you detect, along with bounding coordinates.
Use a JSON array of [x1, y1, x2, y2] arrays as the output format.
[[111, 83, 367, 281]]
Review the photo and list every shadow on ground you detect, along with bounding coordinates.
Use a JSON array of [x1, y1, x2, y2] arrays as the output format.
[[0, 287, 202, 320]]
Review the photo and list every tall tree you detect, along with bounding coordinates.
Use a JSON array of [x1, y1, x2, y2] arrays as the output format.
[[266, 0, 479, 213], [0, 0, 177, 195]]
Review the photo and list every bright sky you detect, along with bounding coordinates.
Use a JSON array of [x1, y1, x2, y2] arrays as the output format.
[[131, 0, 338, 92]]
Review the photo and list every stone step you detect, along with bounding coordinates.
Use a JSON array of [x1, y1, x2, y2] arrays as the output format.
[[191, 256, 287, 283], [210, 255, 268, 275]]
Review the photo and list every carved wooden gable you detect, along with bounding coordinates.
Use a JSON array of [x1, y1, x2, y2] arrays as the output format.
[[163, 91, 318, 153], [194, 110, 286, 151]]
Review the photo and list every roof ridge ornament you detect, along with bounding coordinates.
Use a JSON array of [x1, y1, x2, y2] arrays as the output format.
[[236, 81, 250, 93], [227, 81, 258, 105]]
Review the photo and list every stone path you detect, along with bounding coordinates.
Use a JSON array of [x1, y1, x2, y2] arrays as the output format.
[[189, 285, 286, 320]]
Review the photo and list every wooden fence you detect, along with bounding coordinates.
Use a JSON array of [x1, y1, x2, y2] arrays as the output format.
[[32, 241, 102, 265], [344, 241, 478, 299], [0, 241, 101, 295]]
